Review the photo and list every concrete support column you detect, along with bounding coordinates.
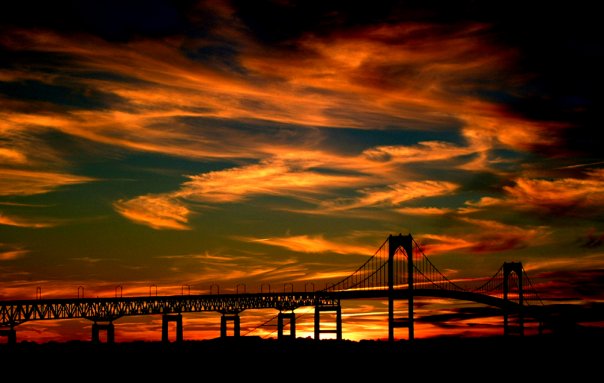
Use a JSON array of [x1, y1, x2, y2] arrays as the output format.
[[277, 312, 296, 340], [314, 303, 342, 340], [162, 314, 183, 343], [220, 314, 240, 338], [91, 322, 115, 344], [0, 328, 17, 346]]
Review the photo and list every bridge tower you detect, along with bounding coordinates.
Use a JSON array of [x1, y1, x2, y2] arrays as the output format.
[[503, 261, 524, 336], [388, 233, 414, 342]]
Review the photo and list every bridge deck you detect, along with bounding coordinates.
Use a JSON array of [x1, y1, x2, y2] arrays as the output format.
[[1, 289, 527, 327]]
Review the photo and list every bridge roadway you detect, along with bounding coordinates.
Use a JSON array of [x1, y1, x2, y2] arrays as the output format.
[[1, 289, 525, 327]]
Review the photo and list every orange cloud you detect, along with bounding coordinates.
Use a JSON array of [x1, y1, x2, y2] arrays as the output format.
[[0, 148, 26, 164], [114, 195, 191, 230], [242, 234, 375, 256], [396, 207, 453, 215], [0, 243, 28, 261], [0, 23, 559, 173], [523, 253, 604, 273], [363, 141, 472, 164], [113, 152, 458, 228], [113, 158, 371, 228], [460, 101, 567, 154], [177, 159, 366, 203], [0, 168, 93, 196], [468, 169, 604, 213], [331, 181, 458, 210], [0, 212, 56, 228], [420, 218, 548, 255]]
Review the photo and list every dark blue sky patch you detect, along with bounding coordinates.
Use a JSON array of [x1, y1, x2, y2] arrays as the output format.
[[0, 79, 126, 110], [177, 116, 323, 149], [0, 48, 77, 72], [319, 127, 465, 156], [323, 106, 463, 132], [69, 70, 152, 86], [183, 44, 247, 75]]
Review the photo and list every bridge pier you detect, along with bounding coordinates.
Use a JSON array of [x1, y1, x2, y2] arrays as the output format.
[[91, 322, 115, 344], [0, 328, 17, 346], [162, 314, 183, 343], [314, 302, 342, 340], [277, 312, 296, 340], [220, 313, 240, 338]]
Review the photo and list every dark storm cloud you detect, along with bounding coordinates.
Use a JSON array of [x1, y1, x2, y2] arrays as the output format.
[[0, 80, 125, 110], [418, 306, 501, 325], [537, 269, 604, 299], [0, 0, 193, 41]]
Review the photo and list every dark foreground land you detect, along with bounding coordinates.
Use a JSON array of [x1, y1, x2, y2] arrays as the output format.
[[1, 333, 602, 373]]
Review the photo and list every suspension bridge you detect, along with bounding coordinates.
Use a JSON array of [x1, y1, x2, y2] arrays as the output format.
[[0, 234, 544, 345]]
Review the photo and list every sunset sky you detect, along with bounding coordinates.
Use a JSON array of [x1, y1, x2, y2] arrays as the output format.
[[1, 1, 603, 342]]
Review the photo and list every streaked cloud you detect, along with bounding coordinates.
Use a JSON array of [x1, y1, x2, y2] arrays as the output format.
[[523, 253, 604, 273], [396, 207, 453, 216], [419, 218, 548, 255], [363, 141, 471, 164], [114, 153, 458, 228], [0, 168, 94, 196], [324, 181, 458, 211], [580, 228, 604, 249], [114, 195, 191, 230], [0, 211, 56, 228], [114, 157, 369, 228], [0, 21, 561, 169], [177, 159, 366, 203], [468, 169, 604, 214], [0, 148, 27, 164], [242, 234, 375, 255], [0, 244, 28, 261]]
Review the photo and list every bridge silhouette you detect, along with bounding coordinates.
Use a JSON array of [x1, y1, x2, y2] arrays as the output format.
[[0, 234, 543, 345]]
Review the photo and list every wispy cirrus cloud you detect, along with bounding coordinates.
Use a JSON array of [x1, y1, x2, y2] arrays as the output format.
[[467, 168, 604, 214], [396, 206, 453, 216], [357, 181, 458, 206], [113, 195, 191, 230], [419, 218, 548, 255], [241, 234, 376, 256], [524, 254, 604, 273], [363, 141, 472, 164], [114, 156, 457, 228], [0, 148, 27, 164], [1, 22, 567, 237], [0, 20, 563, 169], [0, 243, 28, 261], [113, 157, 370, 229], [322, 181, 458, 211], [0, 211, 57, 228], [0, 168, 94, 196], [177, 159, 367, 203]]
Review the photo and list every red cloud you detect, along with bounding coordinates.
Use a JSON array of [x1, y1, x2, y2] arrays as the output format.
[[468, 169, 604, 215], [419, 218, 548, 255]]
